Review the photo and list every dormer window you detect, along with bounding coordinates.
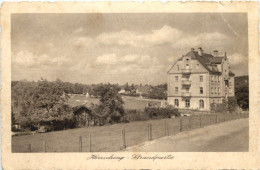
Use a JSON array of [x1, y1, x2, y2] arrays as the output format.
[[186, 58, 190, 62]]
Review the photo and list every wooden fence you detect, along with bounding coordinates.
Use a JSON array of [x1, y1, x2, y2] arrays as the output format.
[[12, 111, 249, 152]]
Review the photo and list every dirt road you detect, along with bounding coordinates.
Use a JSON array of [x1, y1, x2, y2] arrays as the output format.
[[124, 118, 249, 152]]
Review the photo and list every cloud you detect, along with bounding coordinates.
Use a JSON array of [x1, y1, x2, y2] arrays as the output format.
[[228, 53, 247, 66], [96, 53, 118, 65], [120, 54, 139, 63], [174, 32, 229, 47], [74, 25, 229, 53], [95, 25, 183, 48], [95, 53, 157, 66], [12, 50, 69, 67], [73, 37, 94, 49]]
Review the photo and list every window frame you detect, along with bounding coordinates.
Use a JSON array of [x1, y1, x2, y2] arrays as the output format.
[[199, 99, 204, 108], [185, 99, 190, 108], [174, 99, 179, 107], [200, 87, 203, 94], [199, 75, 203, 82], [175, 87, 178, 93], [175, 76, 178, 82]]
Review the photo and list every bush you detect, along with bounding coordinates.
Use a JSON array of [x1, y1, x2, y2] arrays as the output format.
[[123, 110, 149, 122], [211, 97, 239, 113], [144, 106, 180, 119]]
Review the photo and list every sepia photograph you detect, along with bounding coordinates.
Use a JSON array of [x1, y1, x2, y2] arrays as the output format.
[[1, 2, 259, 169], [11, 13, 249, 152]]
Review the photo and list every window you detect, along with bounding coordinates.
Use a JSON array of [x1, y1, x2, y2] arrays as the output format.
[[200, 75, 203, 82], [213, 100, 215, 103], [174, 99, 179, 107], [177, 65, 179, 71], [199, 100, 204, 108], [185, 99, 190, 108], [175, 87, 178, 93], [225, 80, 229, 87], [215, 76, 217, 82], [186, 64, 189, 69], [211, 87, 214, 94], [200, 87, 203, 94], [215, 87, 217, 94], [175, 76, 178, 82], [218, 87, 220, 94], [218, 76, 220, 82], [211, 76, 214, 82]]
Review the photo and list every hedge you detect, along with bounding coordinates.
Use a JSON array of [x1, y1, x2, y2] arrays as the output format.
[[144, 106, 180, 119]]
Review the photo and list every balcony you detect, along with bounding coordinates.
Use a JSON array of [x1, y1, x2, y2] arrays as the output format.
[[181, 69, 191, 74], [182, 92, 191, 97], [181, 80, 191, 86]]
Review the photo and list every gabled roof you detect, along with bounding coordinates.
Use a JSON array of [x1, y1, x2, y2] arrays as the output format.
[[209, 57, 223, 64], [176, 50, 222, 75]]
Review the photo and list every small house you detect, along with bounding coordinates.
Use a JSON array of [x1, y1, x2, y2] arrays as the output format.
[[73, 105, 106, 127]]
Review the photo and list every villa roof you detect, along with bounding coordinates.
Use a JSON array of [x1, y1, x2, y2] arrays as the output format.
[[177, 50, 223, 75]]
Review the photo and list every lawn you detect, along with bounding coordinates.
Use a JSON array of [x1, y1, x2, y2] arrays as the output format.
[[67, 94, 162, 110], [12, 112, 248, 152]]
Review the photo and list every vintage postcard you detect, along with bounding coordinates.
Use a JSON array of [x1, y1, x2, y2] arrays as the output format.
[[1, 2, 259, 169]]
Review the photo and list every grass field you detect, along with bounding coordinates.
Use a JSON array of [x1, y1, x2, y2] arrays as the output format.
[[67, 94, 162, 110], [12, 111, 248, 152]]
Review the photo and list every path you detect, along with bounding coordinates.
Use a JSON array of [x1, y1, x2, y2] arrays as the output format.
[[124, 118, 249, 152]]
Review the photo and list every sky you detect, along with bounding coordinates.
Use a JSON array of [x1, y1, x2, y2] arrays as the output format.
[[11, 13, 248, 85]]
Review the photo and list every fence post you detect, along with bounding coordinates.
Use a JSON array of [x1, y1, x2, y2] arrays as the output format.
[[150, 124, 152, 140], [189, 117, 191, 129], [122, 129, 126, 149], [43, 141, 46, 152], [164, 121, 167, 136], [89, 134, 92, 152], [216, 115, 218, 124], [79, 136, 82, 152], [209, 115, 211, 124], [180, 118, 183, 132], [148, 124, 150, 140], [28, 144, 31, 152], [199, 115, 202, 128]]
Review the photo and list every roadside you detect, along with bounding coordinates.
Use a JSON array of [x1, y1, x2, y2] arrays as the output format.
[[123, 118, 249, 152]]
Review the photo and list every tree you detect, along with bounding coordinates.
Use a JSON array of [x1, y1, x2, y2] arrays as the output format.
[[12, 79, 74, 130], [94, 84, 125, 123]]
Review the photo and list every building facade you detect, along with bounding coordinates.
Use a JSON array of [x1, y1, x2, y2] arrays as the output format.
[[167, 47, 235, 111]]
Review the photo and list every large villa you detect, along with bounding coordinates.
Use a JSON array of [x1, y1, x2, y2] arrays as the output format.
[[167, 47, 235, 111]]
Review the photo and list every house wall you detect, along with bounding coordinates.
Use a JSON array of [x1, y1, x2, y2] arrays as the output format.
[[229, 76, 235, 97], [167, 52, 235, 111], [168, 96, 210, 110], [168, 57, 211, 110]]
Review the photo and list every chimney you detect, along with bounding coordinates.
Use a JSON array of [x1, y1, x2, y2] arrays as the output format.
[[198, 47, 203, 56], [213, 50, 218, 57]]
